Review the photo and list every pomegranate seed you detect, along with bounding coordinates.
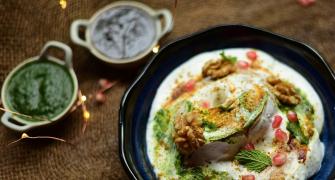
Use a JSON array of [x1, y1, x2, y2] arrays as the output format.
[[95, 92, 106, 103], [272, 115, 283, 128], [275, 129, 288, 143], [183, 79, 196, 92], [201, 101, 210, 108], [297, 0, 315, 7], [242, 175, 255, 180], [272, 152, 287, 166], [287, 111, 298, 122], [243, 143, 255, 150], [237, 61, 250, 69], [298, 148, 307, 162], [246, 51, 257, 61]]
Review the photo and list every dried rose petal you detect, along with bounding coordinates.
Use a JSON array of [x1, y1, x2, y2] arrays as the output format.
[[297, 0, 315, 7], [95, 92, 106, 103], [98, 78, 111, 88]]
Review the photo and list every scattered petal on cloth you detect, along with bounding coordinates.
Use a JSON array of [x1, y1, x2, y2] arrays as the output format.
[[297, 0, 315, 7], [95, 92, 106, 103], [96, 78, 118, 104], [98, 78, 111, 88]]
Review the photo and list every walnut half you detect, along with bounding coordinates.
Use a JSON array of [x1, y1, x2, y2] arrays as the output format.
[[173, 111, 205, 155], [267, 76, 300, 105], [202, 59, 236, 80]]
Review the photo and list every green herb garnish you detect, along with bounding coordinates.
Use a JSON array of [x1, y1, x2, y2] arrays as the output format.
[[153, 109, 170, 140], [185, 100, 193, 112], [175, 153, 233, 180], [278, 89, 313, 145], [235, 150, 272, 173], [203, 120, 217, 131], [220, 51, 237, 63], [286, 121, 309, 144]]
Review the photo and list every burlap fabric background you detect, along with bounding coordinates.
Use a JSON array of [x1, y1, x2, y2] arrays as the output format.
[[0, 0, 334, 179]]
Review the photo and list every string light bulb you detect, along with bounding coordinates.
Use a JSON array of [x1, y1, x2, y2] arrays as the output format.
[[83, 111, 90, 120], [21, 133, 29, 139], [81, 95, 87, 102], [59, 0, 67, 9], [152, 45, 160, 53]]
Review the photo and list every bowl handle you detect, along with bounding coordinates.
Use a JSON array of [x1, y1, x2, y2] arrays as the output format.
[[39, 41, 73, 69], [155, 9, 173, 39], [70, 19, 90, 48], [1, 112, 34, 132]]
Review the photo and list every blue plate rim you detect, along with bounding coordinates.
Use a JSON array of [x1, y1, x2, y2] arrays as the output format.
[[119, 24, 335, 179]]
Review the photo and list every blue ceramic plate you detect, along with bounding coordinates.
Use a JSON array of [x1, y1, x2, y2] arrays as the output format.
[[119, 25, 335, 179]]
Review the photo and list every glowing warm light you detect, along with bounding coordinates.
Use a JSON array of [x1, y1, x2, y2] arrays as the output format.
[[21, 133, 29, 139], [59, 0, 67, 9], [83, 111, 90, 120], [81, 95, 87, 102], [152, 45, 160, 53]]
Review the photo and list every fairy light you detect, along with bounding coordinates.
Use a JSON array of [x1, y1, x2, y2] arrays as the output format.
[[59, 0, 67, 9], [78, 90, 91, 133], [83, 111, 90, 120], [81, 95, 87, 102], [8, 133, 67, 146], [21, 133, 29, 139], [152, 45, 160, 53]]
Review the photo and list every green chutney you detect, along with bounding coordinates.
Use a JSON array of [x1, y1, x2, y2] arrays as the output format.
[[6, 60, 74, 121]]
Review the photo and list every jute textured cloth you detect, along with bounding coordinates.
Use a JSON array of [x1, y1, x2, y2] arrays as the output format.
[[0, 0, 334, 179]]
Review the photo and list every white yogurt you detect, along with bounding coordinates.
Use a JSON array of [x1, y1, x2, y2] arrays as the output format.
[[146, 48, 324, 179]]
